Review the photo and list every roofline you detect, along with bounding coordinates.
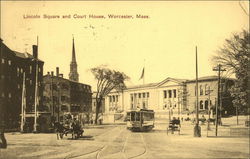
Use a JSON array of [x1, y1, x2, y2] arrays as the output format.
[[43, 74, 91, 87], [186, 76, 236, 83]]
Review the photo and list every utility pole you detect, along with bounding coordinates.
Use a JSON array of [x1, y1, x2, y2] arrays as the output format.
[[51, 73, 54, 124], [213, 64, 226, 136], [206, 87, 213, 136], [57, 82, 61, 122], [21, 72, 26, 132], [33, 37, 39, 133], [194, 46, 201, 137]]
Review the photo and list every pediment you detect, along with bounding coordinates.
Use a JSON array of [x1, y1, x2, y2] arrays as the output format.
[[157, 78, 185, 87]]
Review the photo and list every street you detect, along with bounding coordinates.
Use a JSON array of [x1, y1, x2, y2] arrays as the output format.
[[0, 121, 249, 159]]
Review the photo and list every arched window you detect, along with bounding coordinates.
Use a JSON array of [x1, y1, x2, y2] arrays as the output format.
[[205, 100, 209, 109], [200, 100, 204, 110]]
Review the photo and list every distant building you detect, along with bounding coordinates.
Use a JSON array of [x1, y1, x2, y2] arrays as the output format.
[[186, 76, 235, 116], [104, 76, 235, 123], [43, 67, 92, 124], [0, 39, 45, 131]]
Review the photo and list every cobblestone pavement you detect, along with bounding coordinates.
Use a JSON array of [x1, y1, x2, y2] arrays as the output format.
[[0, 122, 249, 159]]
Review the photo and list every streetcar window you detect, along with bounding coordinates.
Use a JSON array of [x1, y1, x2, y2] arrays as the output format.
[[143, 112, 154, 121], [136, 112, 140, 121], [131, 112, 135, 121], [126, 112, 131, 121], [131, 112, 140, 121]]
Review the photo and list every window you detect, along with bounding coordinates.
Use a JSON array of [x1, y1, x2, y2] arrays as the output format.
[[205, 100, 209, 110], [130, 94, 134, 102], [134, 93, 137, 98], [38, 67, 41, 72], [30, 66, 32, 74], [221, 84, 225, 92], [20, 68, 23, 73], [30, 80, 32, 85], [109, 96, 112, 102], [8, 60, 11, 65], [61, 105, 68, 111], [173, 89, 176, 98], [164, 90, 167, 98], [200, 101, 204, 109], [1, 92, 5, 97], [61, 96, 66, 101], [8, 93, 11, 98], [17, 84, 20, 89], [205, 84, 208, 95], [200, 85, 203, 95], [116, 95, 118, 102], [17, 67, 19, 76], [168, 90, 172, 98], [1, 59, 4, 64], [113, 96, 115, 102], [147, 92, 149, 98], [143, 93, 145, 98], [138, 93, 141, 98]]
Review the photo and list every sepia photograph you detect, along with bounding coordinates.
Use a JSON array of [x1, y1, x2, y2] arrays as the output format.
[[0, 1, 249, 158]]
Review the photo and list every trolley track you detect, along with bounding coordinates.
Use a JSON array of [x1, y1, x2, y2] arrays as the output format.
[[63, 126, 126, 159], [63, 127, 149, 159]]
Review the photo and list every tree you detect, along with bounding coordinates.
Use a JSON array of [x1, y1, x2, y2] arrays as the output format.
[[212, 29, 250, 115], [91, 66, 129, 124]]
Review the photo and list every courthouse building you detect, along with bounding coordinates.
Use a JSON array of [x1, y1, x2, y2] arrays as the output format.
[[104, 76, 235, 123], [104, 78, 188, 122]]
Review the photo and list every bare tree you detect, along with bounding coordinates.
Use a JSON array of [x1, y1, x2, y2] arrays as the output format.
[[212, 29, 250, 115], [91, 66, 129, 124]]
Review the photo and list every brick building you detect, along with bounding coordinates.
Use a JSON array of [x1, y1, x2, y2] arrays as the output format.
[[42, 67, 92, 123], [185, 76, 235, 116], [0, 39, 44, 131]]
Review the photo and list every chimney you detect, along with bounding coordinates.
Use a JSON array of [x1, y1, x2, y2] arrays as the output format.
[[51, 71, 54, 77], [47, 72, 50, 75], [56, 67, 59, 77], [32, 45, 38, 59]]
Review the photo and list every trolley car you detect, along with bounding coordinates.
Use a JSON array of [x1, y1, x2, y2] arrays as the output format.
[[126, 109, 155, 131]]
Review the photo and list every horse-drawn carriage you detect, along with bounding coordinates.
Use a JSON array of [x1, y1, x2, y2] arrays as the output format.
[[167, 117, 181, 135], [54, 114, 84, 140]]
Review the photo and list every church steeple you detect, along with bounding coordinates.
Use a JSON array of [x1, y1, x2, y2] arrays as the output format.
[[72, 37, 76, 62], [69, 36, 79, 82]]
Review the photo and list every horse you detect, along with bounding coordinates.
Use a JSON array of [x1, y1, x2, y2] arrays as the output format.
[[54, 122, 84, 140]]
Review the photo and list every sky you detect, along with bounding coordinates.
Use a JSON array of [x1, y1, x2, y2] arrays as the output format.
[[1, 1, 249, 90]]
